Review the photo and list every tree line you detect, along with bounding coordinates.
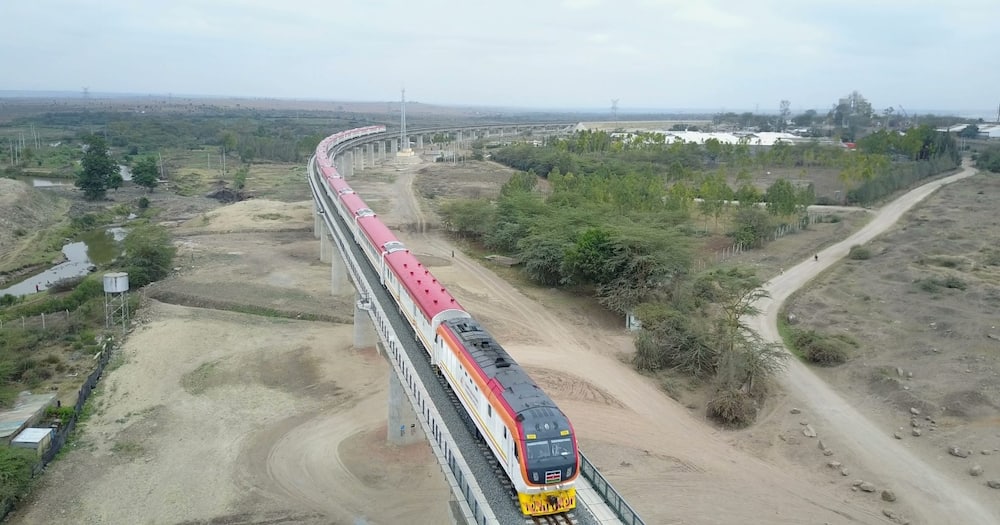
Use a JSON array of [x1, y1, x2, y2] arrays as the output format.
[[441, 127, 959, 425]]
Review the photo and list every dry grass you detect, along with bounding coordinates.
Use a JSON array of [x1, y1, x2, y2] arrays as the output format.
[[785, 172, 1000, 425]]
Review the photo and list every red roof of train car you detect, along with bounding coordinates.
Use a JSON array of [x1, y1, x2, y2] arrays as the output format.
[[319, 164, 338, 181], [356, 216, 400, 252], [340, 193, 370, 216], [329, 177, 351, 194], [386, 250, 463, 321]]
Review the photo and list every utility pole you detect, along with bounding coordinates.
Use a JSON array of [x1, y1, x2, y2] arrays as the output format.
[[400, 88, 408, 153], [158, 152, 164, 179]]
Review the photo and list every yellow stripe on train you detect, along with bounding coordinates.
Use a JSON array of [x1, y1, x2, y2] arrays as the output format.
[[518, 487, 576, 516]]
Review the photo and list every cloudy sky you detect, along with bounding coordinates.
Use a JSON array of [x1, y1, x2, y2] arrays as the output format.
[[3, 0, 997, 115]]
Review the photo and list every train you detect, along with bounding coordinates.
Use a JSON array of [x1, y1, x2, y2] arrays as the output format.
[[313, 127, 579, 516]]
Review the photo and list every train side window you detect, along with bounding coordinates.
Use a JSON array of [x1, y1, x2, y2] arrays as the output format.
[[488, 405, 492, 418]]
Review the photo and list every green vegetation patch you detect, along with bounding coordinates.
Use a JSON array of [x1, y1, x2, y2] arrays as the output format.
[[789, 329, 857, 365]]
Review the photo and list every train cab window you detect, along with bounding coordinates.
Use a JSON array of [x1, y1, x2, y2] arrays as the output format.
[[527, 441, 551, 461], [551, 438, 572, 457], [487, 405, 492, 418]]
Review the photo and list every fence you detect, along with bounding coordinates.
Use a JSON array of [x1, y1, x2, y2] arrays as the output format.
[[0, 310, 72, 331], [579, 452, 645, 525], [0, 337, 116, 521], [702, 212, 830, 268]]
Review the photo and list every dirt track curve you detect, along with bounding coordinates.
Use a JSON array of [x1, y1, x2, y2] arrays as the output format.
[[748, 161, 998, 525]]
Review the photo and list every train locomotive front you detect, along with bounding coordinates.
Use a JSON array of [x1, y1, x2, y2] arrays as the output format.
[[437, 318, 578, 516], [516, 405, 578, 515]]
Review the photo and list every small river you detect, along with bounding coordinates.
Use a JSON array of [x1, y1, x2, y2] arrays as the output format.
[[13, 165, 132, 187], [0, 227, 127, 298]]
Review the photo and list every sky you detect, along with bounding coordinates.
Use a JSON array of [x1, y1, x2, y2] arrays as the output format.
[[2, 0, 998, 116]]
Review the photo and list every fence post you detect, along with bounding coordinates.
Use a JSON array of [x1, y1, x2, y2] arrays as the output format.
[[41, 312, 45, 330]]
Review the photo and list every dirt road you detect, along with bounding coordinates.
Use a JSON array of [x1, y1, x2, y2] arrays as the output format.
[[748, 161, 998, 525]]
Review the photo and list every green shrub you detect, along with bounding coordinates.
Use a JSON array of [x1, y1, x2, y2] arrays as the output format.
[[792, 329, 853, 365], [928, 255, 962, 268], [915, 275, 967, 293], [138, 196, 150, 209], [122, 224, 176, 288], [942, 275, 967, 290], [45, 405, 75, 425], [48, 276, 85, 293], [0, 446, 37, 500], [848, 244, 871, 260], [0, 294, 19, 307]]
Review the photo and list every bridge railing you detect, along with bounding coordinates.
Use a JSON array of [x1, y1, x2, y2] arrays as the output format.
[[580, 451, 646, 524]]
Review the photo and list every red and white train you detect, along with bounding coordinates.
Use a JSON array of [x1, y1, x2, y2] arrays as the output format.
[[314, 127, 578, 516]]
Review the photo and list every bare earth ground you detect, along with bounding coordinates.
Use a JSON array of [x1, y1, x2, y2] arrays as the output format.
[[9, 153, 997, 525], [7, 202, 451, 525]]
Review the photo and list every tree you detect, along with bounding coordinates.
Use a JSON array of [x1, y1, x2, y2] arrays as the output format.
[[958, 124, 979, 139], [132, 155, 159, 192], [731, 207, 771, 247], [75, 135, 117, 200], [764, 178, 798, 217], [792, 110, 817, 128], [234, 165, 249, 190], [108, 167, 124, 192], [122, 224, 176, 288], [695, 268, 786, 392], [778, 100, 791, 131]]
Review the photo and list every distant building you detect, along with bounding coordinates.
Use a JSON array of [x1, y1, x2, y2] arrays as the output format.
[[978, 125, 1000, 139]]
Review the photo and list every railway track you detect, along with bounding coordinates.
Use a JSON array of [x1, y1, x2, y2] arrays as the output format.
[[529, 512, 577, 525]]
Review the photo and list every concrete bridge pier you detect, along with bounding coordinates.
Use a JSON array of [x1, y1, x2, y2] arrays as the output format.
[[344, 150, 354, 178], [388, 369, 424, 445], [380, 141, 386, 161], [354, 147, 364, 171], [367, 143, 375, 166], [330, 246, 349, 296], [390, 138, 398, 156], [416, 135, 424, 150], [353, 292, 377, 349], [334, 155, 344, 176], [313, 208, 322, 239], [320, 232, 333, 263]]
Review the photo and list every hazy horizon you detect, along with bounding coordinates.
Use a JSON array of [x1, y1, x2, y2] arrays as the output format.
[[3, 1, 999, 120], [1, 89, 995, 121]]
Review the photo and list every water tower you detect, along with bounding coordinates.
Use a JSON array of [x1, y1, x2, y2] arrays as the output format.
[[103, 272, 130, 332]]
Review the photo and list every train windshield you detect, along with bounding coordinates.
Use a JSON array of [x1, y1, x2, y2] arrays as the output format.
[[526, 438, 574, 461]]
